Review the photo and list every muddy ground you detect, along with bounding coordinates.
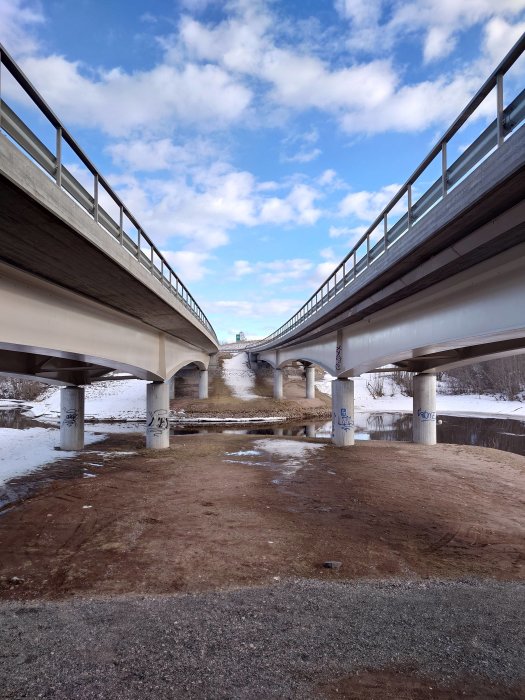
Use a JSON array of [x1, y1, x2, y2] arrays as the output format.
[[2, 353, 524, 697], [1, 433, 524, 600]]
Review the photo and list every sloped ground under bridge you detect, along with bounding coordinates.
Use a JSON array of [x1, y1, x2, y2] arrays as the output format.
[[0, 432, 524, 697]]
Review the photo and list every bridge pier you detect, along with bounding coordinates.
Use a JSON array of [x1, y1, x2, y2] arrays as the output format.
[[198, 369, 209, 399], [60, 386, 85, 450], [274, 368, 283, 400], [413, 373, 437, 445], [169, 377, 176, 400], [305, 365, 315, 399], [146, 381, 170, 449], [331, 379, 354, 447]]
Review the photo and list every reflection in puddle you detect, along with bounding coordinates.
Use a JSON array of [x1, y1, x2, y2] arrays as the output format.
[[170, 412, 525, 456]]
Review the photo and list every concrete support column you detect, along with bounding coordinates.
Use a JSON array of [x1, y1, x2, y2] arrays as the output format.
[[413, 373, 437, 445], [146, 381, 170, 449], [306, 423, 316, 438], [198, 369, 209, 399], [169, 376, 176, 400], [331, 379, 355, 447], [60, 386, 85, 450], [274, 368, 283, 400], [305, 366, 315, 399]]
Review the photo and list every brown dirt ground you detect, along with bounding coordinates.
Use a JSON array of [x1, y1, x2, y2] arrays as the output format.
[[1, 433, 524, 601], [318, 667, 525, 699]]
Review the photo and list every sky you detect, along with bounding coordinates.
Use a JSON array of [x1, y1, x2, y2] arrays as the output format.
[[1, 0, 524, 342]]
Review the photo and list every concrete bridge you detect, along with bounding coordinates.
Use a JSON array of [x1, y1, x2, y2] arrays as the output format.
[[251, 37, 525, 447], [0, 44, 219, 450]]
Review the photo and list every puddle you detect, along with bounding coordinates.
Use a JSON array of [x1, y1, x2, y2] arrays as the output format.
[[170, 413, 525, 456]]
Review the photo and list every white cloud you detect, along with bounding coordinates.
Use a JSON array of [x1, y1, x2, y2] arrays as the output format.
[[259, 184, 322, 225], [106, 137, 221, 172], [339, 184, 401, 221], [423, 26, 456, 63], [334, 0, 384, 26], [206, 298, 300, 319], [232, 258, 314, 286], [318, 169, 337, 186], [283, 147, 322, 163], [14, 54, 252, 136], [483, 17, 525, 65], [329, 224, 368, 239], [162, 250, 211, 282], [232, 260, 253, 276], [0, 0, 43, 56]]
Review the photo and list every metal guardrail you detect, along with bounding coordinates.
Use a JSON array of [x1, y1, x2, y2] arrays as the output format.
[[0, 43, 218, 342], [256, 34, 525, 346]]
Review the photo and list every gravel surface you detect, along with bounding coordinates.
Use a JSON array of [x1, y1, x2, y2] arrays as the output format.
[[0, 578, 523, 699]]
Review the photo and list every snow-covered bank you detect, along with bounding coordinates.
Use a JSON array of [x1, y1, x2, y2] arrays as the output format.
[[221, 352, 259, 400], [0, 427, 105, 486], [24, 379, 147, 423], [316, 374, 525, 420]]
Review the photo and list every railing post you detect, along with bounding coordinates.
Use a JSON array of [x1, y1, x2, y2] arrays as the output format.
[[353, 251, 357, 279], [55, 127, 62, 188], [441, 142, 448, 197], [407, 183, 412, 229], [93, 174, 99, 223], [0, 49, 3, 128], [366, 235, 370, 265], [383, 212, 388, 252], [119, 205, 124, 244], [497, 73, 504, 146], [137, 230, 141, 260]]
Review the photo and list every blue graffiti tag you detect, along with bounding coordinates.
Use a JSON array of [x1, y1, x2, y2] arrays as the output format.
[[417, 408, 436, 422], [336, 407, 354, 431]]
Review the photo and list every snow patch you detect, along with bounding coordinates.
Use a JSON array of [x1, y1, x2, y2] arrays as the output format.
[[0, 427, 105, 486], [253, 438, 325, 476], [26, 380, 147, 423], [222, 352, 259, 401], [316, 373, 525, 419]]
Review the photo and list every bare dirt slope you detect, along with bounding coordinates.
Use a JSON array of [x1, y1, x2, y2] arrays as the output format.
[[172, 351, 332, 420]]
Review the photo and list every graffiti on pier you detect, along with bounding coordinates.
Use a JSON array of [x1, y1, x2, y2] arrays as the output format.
[[335, 344, 342, 372], [332, 407, 354, 434], [417, 408, 436, 422], [147, 409, 170, 436], [63, 408, 78, 427]]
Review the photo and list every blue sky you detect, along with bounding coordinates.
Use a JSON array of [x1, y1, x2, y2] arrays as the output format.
[[1, 0, 524, 341]]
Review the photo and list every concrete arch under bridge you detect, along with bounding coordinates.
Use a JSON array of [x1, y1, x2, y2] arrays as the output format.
[[0, 261, 215, 450]]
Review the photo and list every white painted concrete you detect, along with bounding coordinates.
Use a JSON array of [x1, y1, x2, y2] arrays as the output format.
[[332, 379, 355, 447], [198, 370, 209, 400], [60, 386, 84, 450], [257, 246, 525, 378], [413, 374, 437, 445], [0, 262, 212, 382], [274, 368, 283, 400], [146, 382, 170, 449], [305, 366, 315, 399]]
